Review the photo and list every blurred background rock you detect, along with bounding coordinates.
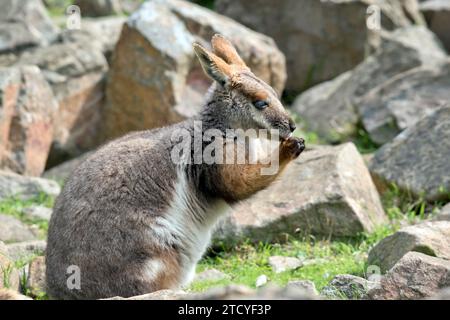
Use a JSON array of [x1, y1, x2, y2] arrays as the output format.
[[0, 0, 449, 300]]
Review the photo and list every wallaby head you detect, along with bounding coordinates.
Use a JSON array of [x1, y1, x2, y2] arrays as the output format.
[[194, 34, 296, 140]]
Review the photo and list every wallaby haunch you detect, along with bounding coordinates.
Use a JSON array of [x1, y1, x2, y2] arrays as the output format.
[[46, 34, 305, 299]]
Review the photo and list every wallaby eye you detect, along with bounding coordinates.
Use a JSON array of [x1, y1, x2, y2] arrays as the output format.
[[253, 100, 268, 110]]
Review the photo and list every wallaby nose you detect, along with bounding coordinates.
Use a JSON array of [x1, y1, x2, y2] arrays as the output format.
[[289, 119, 296, 132]]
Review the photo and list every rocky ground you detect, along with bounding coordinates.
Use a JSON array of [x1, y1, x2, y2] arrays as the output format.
[[1, 0, 450, 300]]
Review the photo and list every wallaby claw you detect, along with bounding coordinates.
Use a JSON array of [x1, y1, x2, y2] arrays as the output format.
[[281, 136, 305, 159]]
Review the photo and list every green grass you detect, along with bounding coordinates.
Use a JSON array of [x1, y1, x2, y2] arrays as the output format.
[[0, 193, 55, 236], [189, 223, 396, 293]]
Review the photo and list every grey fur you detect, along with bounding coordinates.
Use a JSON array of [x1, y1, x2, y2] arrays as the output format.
[[46, 41, 295, 300]]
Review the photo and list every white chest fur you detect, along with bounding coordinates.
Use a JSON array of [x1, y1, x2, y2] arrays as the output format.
[[151, 167, 230, 287]]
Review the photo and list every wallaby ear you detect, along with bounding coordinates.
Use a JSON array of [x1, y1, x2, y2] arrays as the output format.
[[193, 43, 232, 87], [211, 34, 247, 69]]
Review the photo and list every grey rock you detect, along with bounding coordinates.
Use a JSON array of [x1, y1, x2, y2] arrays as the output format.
[[321, 274, 370, 299], [0, 215, 38, 243], [268, 256, 303, 273], [0, 0, 59, 53], [15, 38, 108, 165], [368, 221, 450, 273], [216, 0, 425, 91], [367, 252, 450, 299], [429, 287, 450, 300], [22, 206, 52, 221], [0, 170, 61, 201], [369, 106, 450, 201], [286, 280, 318, 296], [293, 26, 447, 142], [74, 0, 123, 17], [0, 66, 58, 176], [255, 275, 268, 288], [359, 59, 450, 145], [42, 151, 92, 183], [105, 289, 188, 300], [103, 0, 286, 142], [194, 269, 230, 282], [59, 16, 125, 61], [420, 0, 450, 51], [435, 203, 450, 221], [6, 240, 46, 261], [215, 143, 387, 240], [189, 284, 317, 300]]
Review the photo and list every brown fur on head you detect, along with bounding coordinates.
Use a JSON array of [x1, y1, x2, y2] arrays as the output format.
[[193, 34, 296, 140]]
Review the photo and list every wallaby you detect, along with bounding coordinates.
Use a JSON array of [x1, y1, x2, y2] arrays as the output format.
[[45, 34, 305, 299]]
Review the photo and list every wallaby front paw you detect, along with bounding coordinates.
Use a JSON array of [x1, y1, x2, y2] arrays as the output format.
[[281, 136, 305, 160]]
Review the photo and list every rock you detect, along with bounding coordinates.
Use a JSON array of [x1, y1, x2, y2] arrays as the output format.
[[0, 215, 38, 243], [0, 170, 61, 201], [42, 151, 92, 182], [103, 0, 286, 141], [22, 206, 52, 221], [216, 0, 425, 91], [321, 274, 370, 299], [268, 256, 303, 274], [420, 0, 450, 52], [190, 284, 318, 300], [105, 289, 188, 300], [292, 26, 447, 142], [0, 66, 57, 176], [429, 287, 450, 300], [215, 143, 386, 241], [15, 38, 108, 166], [255, 275, 268, 288], [369, 106, 450, 201], [194, 269, 230, 282], [26, 256, 46, 297], [435, 203, 450, 221], [358, 59, 450, 145], [109, 284, 318, 300], [368, 221, 450, 273], [286, 280, 318, 296], [0, 241, 20, 291], [0, 0, 59, 53], [59, 16, 126, 62], [74, 0, 123, 17], [5, 240, 46, 261], [366, 252, 450, 299], [0, 288, 32, 300]]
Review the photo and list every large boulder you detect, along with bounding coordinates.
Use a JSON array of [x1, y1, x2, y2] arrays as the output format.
[[369, 106, 450, 201], [0, 0, 59, 53], [0, 170, 61, 201], [103, 0, 286, 141], [292, 26, 447, 142], [0, 66, 57, 176], [216, 0, 425, 91], [215, 143, 387, 241], [367, 252, 450, 299], [358, 59, 450, 145], [42, 151, 92, 182], [368, 221, 450, 273], [15, 38, 108, 166], [420, 0, 450, 52], [59, 16, 126, 62]]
